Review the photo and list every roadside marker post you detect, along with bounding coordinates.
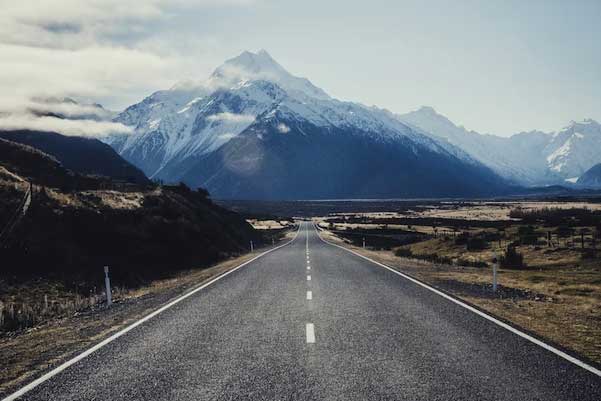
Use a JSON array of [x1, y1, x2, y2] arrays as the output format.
[[362, 237, 366, 249], [104, 266, 112, 307], [250, 240, 254, 252], [492, 253, 498, 292]]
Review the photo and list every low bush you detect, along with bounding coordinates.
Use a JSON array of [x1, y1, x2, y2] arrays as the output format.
[[466, 236, 488, 251], [500, 245, 526, 269], [394, 248, 413, 258], [455, 232, 469, 245], [518, 225, 538, 245], [581, 248, 597, 260], [457, 258, 489, 268]]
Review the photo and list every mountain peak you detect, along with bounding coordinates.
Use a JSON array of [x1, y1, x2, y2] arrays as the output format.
[[207, 49, 330, 100], [417, 105, 438, 115], [212, 49, 288, 82]]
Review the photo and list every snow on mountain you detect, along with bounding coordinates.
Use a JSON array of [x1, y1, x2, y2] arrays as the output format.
[[107, 50, 478, 182], [544, 119, 601, 178], [398, 107, 601, 185], [209, 49, 330, 100]]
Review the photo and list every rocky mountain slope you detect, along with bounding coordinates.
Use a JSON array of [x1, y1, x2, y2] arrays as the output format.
[[106, 50, 508, 199], [577, 163, 601, 188]]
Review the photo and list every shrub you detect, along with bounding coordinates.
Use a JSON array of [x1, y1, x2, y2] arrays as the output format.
[[518, 225, 538, 245], [500, 245, 526, 269], [466, 236, 488, 251], [457, 258, 489, 268], [581, 248, 597, 260], [196, 187, 210, 198], [556, 225, 573, 238], [455, 232, 469, 245], [394, 248, 413, 258], [483, 231, 501, 242]]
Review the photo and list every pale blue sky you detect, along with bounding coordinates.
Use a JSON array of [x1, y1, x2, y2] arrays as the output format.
[[2, 0, 600, 136]]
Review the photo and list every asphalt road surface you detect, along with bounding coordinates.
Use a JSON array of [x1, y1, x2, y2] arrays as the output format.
[[7, 222, 601, 400]]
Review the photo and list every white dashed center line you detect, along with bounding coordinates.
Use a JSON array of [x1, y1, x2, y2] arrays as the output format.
[[307, 265, 310, 270], [306, 323, 315, 343], [307, 291, 312, 300], [307, 275, 311, 281]]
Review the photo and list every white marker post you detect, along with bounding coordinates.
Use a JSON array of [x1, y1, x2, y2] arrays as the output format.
[[492, 252, 498, 292], [104, 266, 112, 307], [250, 240, 254, 252], [362, 237, 366, 249]]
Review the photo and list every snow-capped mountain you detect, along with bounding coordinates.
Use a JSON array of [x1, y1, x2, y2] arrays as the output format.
[[105, 50, 508, 199], [398, 107, 601, 185], [544, 119, 601, 180]]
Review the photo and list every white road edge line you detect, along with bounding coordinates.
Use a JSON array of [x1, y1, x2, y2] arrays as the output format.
[[313, 222, 601, 378], [307, 291, 313, 300], [2, 224, 303, 401], [306, 323, 315, 343]]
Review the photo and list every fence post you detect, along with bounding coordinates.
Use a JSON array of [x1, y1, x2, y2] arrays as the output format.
[[104, 266, 112, 307], [492, 252, 498, 293]]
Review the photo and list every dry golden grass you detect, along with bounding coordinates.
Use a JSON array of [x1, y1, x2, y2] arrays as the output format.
[[246, 219, 293, 230], [45, 189, 145, 210], [0, 167, 25, 184], [325, 201, 601, 222]]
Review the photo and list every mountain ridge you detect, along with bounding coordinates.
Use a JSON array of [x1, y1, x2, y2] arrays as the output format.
[[397, 107, 601, 185], [104, 50, 511, 199], [0, 129, 149, 185]]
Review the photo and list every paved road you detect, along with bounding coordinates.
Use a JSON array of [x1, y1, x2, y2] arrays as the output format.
[[8, 222, 601, 400]]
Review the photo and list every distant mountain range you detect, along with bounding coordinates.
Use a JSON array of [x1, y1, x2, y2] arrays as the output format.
[[8, 50, 583, 200], [104, 50, 509, 200], [398, 107, 601, 186]]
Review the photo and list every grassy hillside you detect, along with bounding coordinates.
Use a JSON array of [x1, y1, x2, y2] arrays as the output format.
[[0, 130, 149, 185], [0, 137, 279, 332]]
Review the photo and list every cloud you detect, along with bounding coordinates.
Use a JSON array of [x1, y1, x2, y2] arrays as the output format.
[[0, 43, 176, 105], [0, 0, 257, 137], [206, 112, 256, 123], [276, 123, 291, 133], [0, 1, 257, 49], [25, 98, 115, 120], [0, 113, 132, 137]]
